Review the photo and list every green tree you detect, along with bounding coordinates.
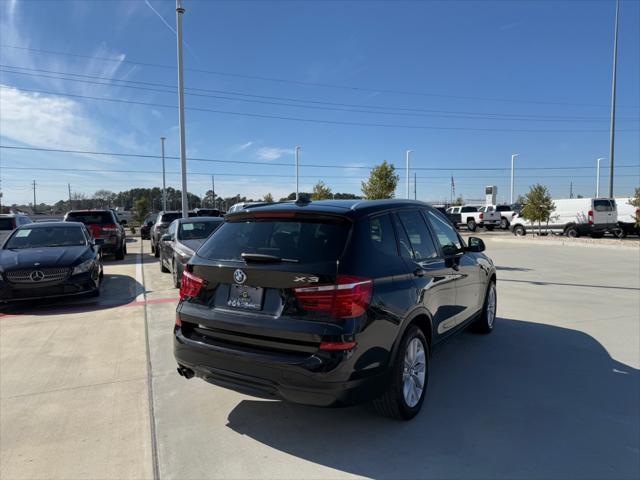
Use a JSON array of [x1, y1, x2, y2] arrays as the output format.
[[311, 181, 332, 201], [263, 193, 274, 202], [520, 184, 555, 235], [361, 161, 399, 200], [134, 197, 150, 224], [454, 195, 464, 206], [629, 187, 640, 227], [515, 194, 526, 205]]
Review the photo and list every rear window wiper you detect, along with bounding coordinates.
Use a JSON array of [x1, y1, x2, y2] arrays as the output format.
[[241, 253, 299, 263]]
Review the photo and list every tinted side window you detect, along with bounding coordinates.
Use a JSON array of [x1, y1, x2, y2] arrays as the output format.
[[461, 206, 477, 213], [396, 211, 438, 261], [391, 214, 414, 259], [425, 210, 463, 256], [368, 214, 398, 257]]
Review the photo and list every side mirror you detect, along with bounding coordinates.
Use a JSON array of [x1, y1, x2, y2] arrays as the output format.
[[466, 237, 485, 253], [94, 238, 105, 246], [161, 234, 172, 242]]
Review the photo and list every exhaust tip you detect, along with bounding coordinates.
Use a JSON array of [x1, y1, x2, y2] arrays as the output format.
[[177, 366, 195, 379]]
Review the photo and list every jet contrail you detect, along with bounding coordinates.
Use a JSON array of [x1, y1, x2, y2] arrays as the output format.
[[144, 0, 199, 60]]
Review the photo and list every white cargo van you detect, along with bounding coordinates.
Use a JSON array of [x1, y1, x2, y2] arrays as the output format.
[[510, 198, 617, 237]]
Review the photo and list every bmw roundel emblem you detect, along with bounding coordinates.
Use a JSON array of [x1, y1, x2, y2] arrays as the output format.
[[233, 269, 247, 285]]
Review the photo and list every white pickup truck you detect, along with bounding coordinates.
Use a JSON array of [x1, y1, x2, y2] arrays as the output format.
[[446, 205, 501, 231]]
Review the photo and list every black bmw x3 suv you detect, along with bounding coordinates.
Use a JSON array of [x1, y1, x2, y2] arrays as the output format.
[[174, 199, 496, 420]]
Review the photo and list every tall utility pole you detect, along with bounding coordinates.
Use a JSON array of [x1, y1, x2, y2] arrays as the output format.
[[68, 183, 72, 210], [211, 175, 215, 207], [405, 150, 413, 199], [161, 137, 167, 211], [510, 153, 519, 204], [32, 180, 36, 213], [570, 181, 574, 199], [295, 146, 301, 200], [414, 172, 417, 200], [608, 0, 620, 198], [175, 0, 189, 218], [596, 157, 606, 197]]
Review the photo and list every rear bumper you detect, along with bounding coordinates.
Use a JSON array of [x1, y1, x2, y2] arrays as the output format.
[[0, 272, 98, 302], [173, 327, 389, 407]]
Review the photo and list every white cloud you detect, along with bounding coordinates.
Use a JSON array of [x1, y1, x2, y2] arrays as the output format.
[[257, 147, 293, 161], [0, 85, 101, 151], [230, 141, 253, 153]]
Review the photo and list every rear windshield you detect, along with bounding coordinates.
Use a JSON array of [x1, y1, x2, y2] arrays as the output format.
[[5, 227, 87, 249], [66, 211, 114, 224], [594, 200, 615, 212], [160, 213, 181, 223], [496, 205, 511, 211], [179, 220, 223, 240], [197, 219, 350, 263], [0, 218, 15, 230]]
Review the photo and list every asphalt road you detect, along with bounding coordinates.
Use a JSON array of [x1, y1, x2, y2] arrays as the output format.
[[1, 237, 638, 479]]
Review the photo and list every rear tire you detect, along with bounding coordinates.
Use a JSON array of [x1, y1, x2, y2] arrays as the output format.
[[500, 217, 509, 229], [154, 241, 160, 258], [473, 281, 496, 334], [467, 219, 476, 232], [513, 225, 526, 236], [565, 225, 579, 238], [613, 228, 626, 239], [372, 325, 429, 421], [115, 243, 125, 260]]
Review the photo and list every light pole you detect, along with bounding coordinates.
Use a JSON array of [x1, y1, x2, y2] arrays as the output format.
[[596, 157, 606, 197], [608, 0, 620, 198], [161, 137, 167, 211], [295, 146, 301, 201], [510, 153, 519, 204], [211, 175, 215, 207], [175, 0, 189, 218], [405, 150, 413, 199]]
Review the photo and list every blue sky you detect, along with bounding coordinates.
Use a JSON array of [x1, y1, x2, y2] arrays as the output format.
[[1, 0, 639, 206]]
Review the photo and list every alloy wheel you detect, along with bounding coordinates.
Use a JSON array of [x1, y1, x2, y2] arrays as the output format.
[[402, 338, 426, 408]]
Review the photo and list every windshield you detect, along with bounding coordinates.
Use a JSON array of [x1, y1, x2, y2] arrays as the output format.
[[66, 212, 115, 225], [179, 220, 223, 240], [5, 227, 87, 249], [197, 218, 350, 263]]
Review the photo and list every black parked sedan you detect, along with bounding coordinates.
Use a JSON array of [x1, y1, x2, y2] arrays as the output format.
[[0, 222, 103, 303], [159, 217, 224, 287], [174, 200, 496, 420]]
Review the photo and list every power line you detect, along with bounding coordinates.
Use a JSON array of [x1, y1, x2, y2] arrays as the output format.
[[3, 145, 640, 172], [3, 85, 635, 134], [3, 65, 638, 123], [2, 44, 639, 109]]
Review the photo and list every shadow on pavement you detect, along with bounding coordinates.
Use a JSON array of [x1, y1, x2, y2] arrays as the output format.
[[495, 265, 533, 272], [0, 273, 144, 316], [226, 318, 639, 479], [500, 278, 640, 291]]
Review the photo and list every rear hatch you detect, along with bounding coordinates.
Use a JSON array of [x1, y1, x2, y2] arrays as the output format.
[[592, 199, 617, 227], [177, 211, 370, 355], [65, 211, 118, 239]]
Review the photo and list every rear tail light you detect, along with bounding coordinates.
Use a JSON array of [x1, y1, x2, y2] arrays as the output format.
[[175, 314, 182, 327], [479, 212, 484, 220], [588, 210, 594, 225], [294, 275, 373, 319], [180, 271, 205, 300]]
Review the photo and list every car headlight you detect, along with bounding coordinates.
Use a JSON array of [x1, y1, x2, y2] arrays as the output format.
[[72, 259, 94, 275]]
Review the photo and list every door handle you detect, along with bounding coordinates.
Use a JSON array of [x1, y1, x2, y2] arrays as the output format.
[[413, 267, 426, 277]]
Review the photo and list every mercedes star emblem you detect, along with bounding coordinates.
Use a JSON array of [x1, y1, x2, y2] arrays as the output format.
[[30, 270, 45, 282]]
